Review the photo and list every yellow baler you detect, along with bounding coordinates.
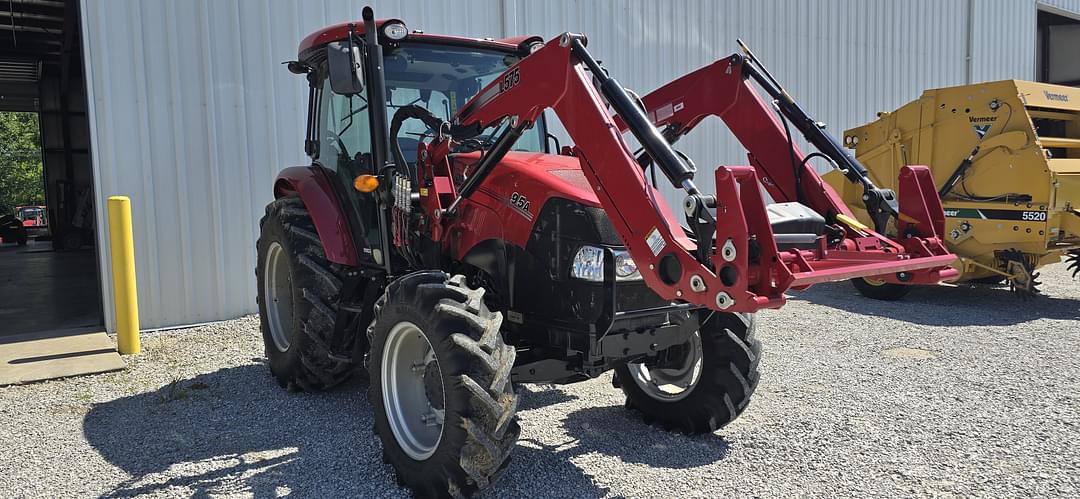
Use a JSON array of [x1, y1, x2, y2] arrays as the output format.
[[826, 80, 1080, 298]]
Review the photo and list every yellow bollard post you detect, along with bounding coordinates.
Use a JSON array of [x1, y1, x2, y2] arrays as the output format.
[[107, 196, 140, 355]]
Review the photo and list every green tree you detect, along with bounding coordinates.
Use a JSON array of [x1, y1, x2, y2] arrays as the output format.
[[0, 112, 44, 215]]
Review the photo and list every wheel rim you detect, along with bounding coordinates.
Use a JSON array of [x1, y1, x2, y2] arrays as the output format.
[[862, 276, 887, 287], [382, 321, 445, 461], [264, 242, 293, 352], [627, 331, 703, 401]]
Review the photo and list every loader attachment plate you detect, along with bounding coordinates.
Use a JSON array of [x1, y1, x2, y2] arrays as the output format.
[[787, 253, 958, 287], [708, 164, 956, 310]]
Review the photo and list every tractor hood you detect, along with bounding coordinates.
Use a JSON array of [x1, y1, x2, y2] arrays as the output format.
[[445, 150, 622, 250], [455, 151, 603, 209]]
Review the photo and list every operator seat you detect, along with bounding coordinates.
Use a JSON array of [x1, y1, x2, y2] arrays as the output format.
[[765, 202, 826, 250]]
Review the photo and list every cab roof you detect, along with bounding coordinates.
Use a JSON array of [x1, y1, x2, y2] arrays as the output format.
[[298, 19, 538, 56]]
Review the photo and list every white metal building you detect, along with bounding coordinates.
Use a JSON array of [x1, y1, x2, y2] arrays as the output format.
[[75, 0, 1080, 331]]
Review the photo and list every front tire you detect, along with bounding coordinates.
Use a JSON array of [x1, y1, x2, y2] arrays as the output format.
[[368, 271, 519, 498], [256, 196, 353, 391], [851, 276, 912, 301], [616, 312, 760, 434]]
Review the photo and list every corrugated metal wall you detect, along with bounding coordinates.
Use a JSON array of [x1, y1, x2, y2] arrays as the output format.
[[1041, 0, 1080, 16], [971, 0, 1037, 83], [80, 0, 1079, 330]]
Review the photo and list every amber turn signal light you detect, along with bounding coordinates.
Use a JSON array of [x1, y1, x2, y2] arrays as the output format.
[[353, 174, 379, 193]]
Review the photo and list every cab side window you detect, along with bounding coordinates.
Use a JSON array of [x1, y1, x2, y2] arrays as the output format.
[[319, 76, 372, 171], [318, 75, 382, 253]]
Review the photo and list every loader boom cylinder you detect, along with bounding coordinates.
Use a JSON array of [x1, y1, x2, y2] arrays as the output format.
[[735, 40, 877, 191], [445, 122, 527, 216], [571, 39, 699, 193], [737, 53, 900, 233], [741, 61, 872, 189]]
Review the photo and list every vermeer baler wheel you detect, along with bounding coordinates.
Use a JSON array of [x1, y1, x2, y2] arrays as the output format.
[[850, 276, 913, 301]]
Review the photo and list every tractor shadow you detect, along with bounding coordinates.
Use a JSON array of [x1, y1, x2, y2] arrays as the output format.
[[559, 405, 731, 468], [516, 383, 579, 411], [82, 363, 406, 498], [83, 365, 644, 498], [498, 385, 732, 497], [795, 279, 1080, 327]]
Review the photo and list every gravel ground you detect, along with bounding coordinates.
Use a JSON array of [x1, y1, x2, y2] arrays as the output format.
[[2, 263, 1079, 498]]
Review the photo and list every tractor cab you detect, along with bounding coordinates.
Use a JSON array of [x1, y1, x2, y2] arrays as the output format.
[[291, 21, 551, 264]]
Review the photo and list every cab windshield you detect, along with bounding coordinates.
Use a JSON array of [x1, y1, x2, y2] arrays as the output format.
[[383, 42, 545, 158]]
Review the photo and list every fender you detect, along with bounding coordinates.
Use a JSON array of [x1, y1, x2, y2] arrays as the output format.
[[274, 166, 359, 266]]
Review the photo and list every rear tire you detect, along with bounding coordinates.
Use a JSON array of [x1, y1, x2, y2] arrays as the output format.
[[851, 277, 912, 301], [616, 312, 760, 434], [367, 271, 519, 498], [256, 196, 353, 391]]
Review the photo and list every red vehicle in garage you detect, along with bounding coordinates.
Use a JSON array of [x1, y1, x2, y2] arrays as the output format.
[[15, 205, 48, 239]]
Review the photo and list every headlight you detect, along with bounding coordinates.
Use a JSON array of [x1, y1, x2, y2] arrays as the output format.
[[570, 246, 642, 282], [613, 250, 641, 281], [382, 21, 408, 40], [570, 245, 604, 282]]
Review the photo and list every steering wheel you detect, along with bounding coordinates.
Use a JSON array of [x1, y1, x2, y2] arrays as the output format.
[[324, 130, 350, 159]]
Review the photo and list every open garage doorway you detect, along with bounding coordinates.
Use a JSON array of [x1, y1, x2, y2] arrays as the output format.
[[0, 0, 102, 337], [1037, 8, 1080, 86]]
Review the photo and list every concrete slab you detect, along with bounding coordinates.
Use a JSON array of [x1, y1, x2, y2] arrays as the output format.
[[0, 328, 124, 385], [0, 239, 104, 338]]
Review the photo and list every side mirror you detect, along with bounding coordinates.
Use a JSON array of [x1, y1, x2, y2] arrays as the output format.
[[327, 41, 364, 95]]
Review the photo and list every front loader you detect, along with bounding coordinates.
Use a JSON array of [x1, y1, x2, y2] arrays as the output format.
[[255, 7, 956, 497], [830, 80, 1080, 299]]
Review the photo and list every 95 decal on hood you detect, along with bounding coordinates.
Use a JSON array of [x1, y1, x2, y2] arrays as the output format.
[[506, 191, 533, 220]]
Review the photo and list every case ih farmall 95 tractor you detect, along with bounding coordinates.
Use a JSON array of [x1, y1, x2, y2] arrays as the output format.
[[257, 8, 956, 497]]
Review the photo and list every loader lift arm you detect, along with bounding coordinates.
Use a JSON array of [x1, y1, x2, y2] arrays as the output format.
[[625, 47, 899, 232], [735, 40, 899, 233], [621, 48, 959, 282], [426, 34, 955, 313]]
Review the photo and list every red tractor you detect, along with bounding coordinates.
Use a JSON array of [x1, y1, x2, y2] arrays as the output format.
[[257, 7, 956, 497], [15, 205, 48, 239]]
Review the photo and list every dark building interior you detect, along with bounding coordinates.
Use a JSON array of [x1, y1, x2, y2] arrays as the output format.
[[1037, 9, 1080, 86], [0, 0, 101, 337]]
